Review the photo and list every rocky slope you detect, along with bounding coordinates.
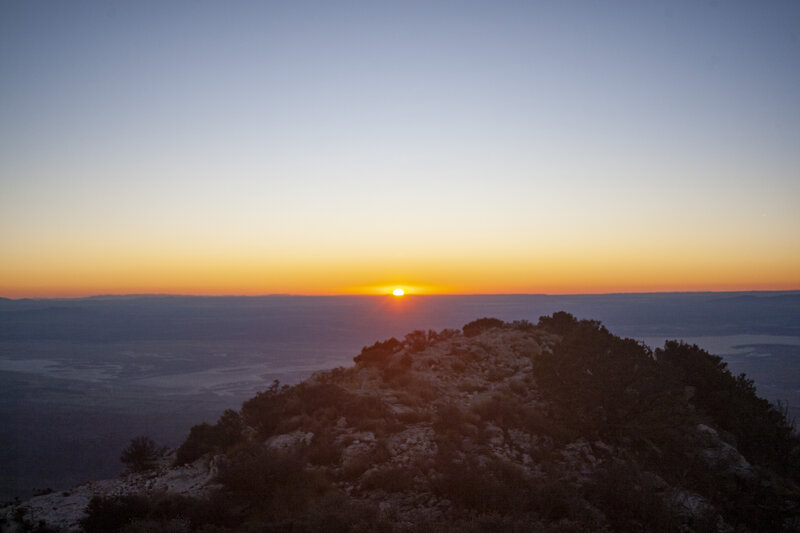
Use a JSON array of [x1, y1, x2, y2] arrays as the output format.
[[3, 315, 799, 532]]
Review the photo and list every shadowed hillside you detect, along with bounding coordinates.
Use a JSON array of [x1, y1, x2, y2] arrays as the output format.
[[3, 314, 799, 532]]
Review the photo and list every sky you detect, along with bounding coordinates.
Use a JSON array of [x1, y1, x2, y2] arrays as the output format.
[[1, 0, 799, 297]]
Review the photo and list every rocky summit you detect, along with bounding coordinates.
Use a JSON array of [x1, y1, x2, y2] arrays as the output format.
[[3, 314, 799, 532]]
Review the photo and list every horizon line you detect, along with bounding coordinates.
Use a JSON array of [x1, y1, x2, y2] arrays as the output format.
[[2, 288, 799, 301]]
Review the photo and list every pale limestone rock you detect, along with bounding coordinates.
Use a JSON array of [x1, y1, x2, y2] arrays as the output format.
[[696, 424, 753, 477], [386, 426, 436, 460], [2, 455, 215, 532], [265, 430, 313, 451]]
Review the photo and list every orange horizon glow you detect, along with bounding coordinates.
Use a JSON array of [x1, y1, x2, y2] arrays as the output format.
[[2, 280, 799, 300], [2, 242, 798, 299]]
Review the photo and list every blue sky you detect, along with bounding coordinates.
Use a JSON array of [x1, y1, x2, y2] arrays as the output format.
[[1, 1, 799, 296]]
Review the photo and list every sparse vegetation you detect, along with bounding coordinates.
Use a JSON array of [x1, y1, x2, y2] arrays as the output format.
[[81, 493, 240, 533]]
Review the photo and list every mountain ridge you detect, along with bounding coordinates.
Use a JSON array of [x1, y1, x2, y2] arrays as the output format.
[[3, 314, 799, 532]]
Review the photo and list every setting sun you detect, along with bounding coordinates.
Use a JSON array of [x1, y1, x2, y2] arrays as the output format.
[[392, 288, 405, 296]]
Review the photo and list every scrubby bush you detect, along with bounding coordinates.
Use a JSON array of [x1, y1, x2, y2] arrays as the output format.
[[437, 328, 460, 340], [175, 409, 243, 466], [432, 402, 479, 457], [405, 330, 428, 352], [537, 311, 579, 335], [81, 483, 392, 532], [431, 457, 607, 528], [241, 380, 394, 438], [81, 493, 238, 533], [433, 457, 590, 523], [120, 436, 163, 472], [216, 445, 331, 520], [353, 337, 402, 366], [174, 424, 215, 466], [300, 492, 393, 533], [462, 317, 505, 337], [82, 495, 153, 533], [509, 319, 536, 332], [584, 461, 680, 532], [471, 393, 528, 429]]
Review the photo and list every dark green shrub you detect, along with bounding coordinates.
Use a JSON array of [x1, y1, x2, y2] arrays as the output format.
[[656, 340, 800, 477], [120, 436, 163, 472], [216, 445, 330, 521], [437, 328, 460, 340], [241, 381, 393, 438], [354, 337, 402, 366], [175, 410, 243, 466], [509, 319, 536, 332], [239, 380, 288, 437], [81, 493, 239, 533], [537, 311, 579, 335], [300, 492, 393, 533], [432, 458, 531, 515], [532, 319, 689, 441], [175, 423, 215, 466], [471, 393, 537, 432], [405, 330, 428, 352], [82, 495, 152, 533], [584, 461, 679, 532], [462, 318, 505, 337]]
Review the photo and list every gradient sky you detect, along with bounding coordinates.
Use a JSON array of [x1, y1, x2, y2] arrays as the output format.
[[1, 1, 799, 297]]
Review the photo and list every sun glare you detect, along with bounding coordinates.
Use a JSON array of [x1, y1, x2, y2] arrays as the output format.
[[392, 288, 405, 296]]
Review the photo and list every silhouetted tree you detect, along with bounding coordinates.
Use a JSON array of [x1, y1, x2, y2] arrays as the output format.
[[120, 436, 162, 472]]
